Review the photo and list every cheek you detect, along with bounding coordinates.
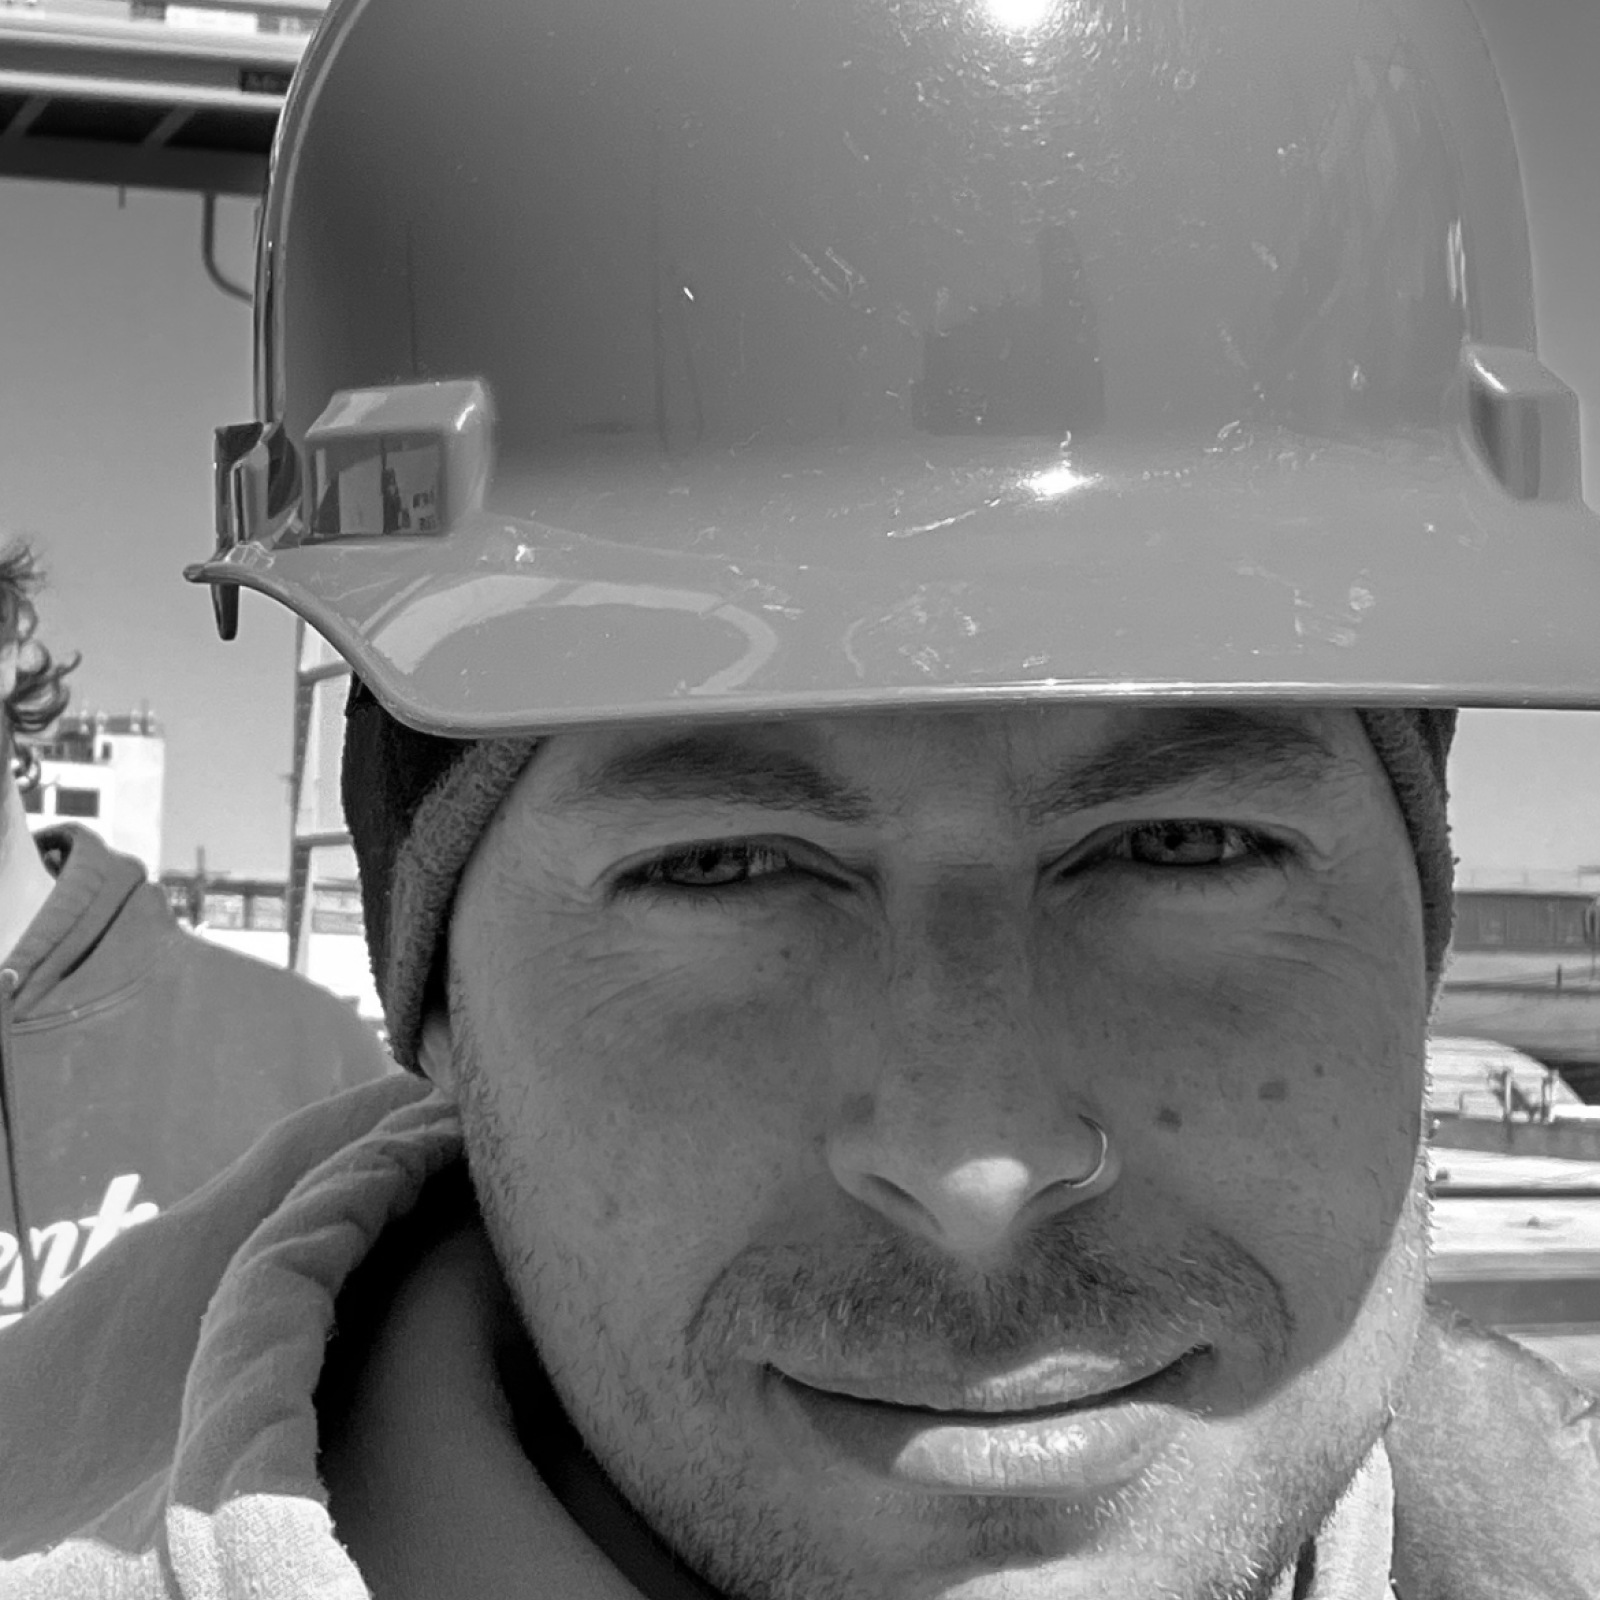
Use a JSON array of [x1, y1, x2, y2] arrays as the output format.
[[468, 909, 847, 1262], [1069, 863, 1424, 1105], [1056, 874, 1426, 1305]]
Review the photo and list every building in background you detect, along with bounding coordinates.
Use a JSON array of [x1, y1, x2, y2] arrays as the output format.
[[1450, 869, 1600, 953], [158, 864, 381, 1025], [154, 622, 381, 1025], [1435, 870, 1600, 1105], [22, 709, 165, 875], [8, 628, 381, 1025], [20, 621, 388, 1032]]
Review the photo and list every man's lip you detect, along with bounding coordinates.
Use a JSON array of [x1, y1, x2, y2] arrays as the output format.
[[766, 1346, 1205, 1415], [763, 1349, 1212, 1496]]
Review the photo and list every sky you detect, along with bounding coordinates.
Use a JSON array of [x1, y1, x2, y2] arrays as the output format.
[[0, 187, 283, 874], [0, 0, 1598, 879]]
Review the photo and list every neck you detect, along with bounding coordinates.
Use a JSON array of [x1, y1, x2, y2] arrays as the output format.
[[0, 773, 53, 965]]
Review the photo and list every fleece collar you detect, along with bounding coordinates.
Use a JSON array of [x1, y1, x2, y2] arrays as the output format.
[[1271, 1449, 1397, 1600]]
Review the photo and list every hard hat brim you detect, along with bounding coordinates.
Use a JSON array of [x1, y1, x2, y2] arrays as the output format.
[[189, 431, 1600, 736]]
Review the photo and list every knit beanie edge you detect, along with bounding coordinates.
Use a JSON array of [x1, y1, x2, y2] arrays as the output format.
[[379, 734, 539, 1068]]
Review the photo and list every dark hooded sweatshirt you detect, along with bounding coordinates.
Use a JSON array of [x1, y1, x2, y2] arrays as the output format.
[[0, 826, 392, 1323]]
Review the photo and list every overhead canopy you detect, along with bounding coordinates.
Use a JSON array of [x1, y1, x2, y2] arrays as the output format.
[[0, 0, 322, 196]]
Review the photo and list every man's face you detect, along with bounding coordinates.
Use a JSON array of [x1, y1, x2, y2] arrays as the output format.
[[444, 703, 1430, 1600]]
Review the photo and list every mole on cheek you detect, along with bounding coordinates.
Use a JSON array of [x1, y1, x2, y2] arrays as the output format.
[[1156, 1106, 1182, 1129], [1257, 1079, 1289, 1103]]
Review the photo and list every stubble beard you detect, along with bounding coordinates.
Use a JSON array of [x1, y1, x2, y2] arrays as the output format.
[[449, 1007, 1404, 1600], [567, 1342, 1378, 1600]]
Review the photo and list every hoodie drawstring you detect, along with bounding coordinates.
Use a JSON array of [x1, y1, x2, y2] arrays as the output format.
[[0, 967, 39, 1315]]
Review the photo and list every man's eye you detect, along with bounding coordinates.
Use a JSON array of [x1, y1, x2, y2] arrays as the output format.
[[634, 842, 794, 890], [1112, 821, 1268, 869]]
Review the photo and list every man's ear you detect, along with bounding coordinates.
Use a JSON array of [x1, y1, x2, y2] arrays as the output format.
[[415, 1004, 459, 1099]]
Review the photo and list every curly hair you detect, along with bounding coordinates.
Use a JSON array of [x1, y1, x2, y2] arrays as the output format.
[[0, 542, 77, 737]]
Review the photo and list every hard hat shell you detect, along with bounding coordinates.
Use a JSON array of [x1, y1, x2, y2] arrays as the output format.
[[191, 0, 1600, 736]]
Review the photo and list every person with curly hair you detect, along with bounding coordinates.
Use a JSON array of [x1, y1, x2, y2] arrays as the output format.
[[0, 543, 74, 963], [0, 541, 392, 1325]]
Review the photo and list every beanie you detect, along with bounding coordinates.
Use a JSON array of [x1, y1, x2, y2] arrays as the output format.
[[344, 681, 1455, 1070]]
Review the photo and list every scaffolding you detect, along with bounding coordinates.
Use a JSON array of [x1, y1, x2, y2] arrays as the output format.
[[286, 618, 358, 982]]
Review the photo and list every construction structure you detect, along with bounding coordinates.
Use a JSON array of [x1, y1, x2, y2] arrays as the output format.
[[1434, 871, 1600, 1104], [22, 708, 165, 874], [0, 0, 321, 199], [158, 856, 380, 1023], [144, 614, 378, 1022], [1452, 869, 1600, 954], [283, 620, 368, 1003]]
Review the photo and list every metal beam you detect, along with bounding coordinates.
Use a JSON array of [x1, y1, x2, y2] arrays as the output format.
[[0, 10, 306, 71], [143, 102, 194, 146], [0, 93, 48, 141], [0, 66, 283, 109], [1430, 1110, 1600, 1164], [150, 0, 327, 18], [0, 134, 264, 196], [1434, 1276, 1600, 1327], [0, 5, 308, 195]]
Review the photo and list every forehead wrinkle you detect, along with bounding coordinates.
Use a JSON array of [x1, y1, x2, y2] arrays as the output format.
[[1018, 708, 1342, 825], [548, 730, 878, 824]]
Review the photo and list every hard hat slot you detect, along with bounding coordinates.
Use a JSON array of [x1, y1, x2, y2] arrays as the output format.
[[311, 435, 443, 540], [301, 379, 494, 544]]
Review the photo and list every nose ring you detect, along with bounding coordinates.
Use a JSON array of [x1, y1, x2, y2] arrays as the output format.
[[1060, 1116, 1110, 1190]]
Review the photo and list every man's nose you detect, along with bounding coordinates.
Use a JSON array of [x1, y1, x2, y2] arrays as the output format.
[[829, 1114, 1113, 1256], [826, 888, 1117, 1258]]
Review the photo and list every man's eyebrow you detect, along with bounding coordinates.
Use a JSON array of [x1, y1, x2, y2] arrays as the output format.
[[553, 733, 878, 822], [1021, 708, 1339, 823]]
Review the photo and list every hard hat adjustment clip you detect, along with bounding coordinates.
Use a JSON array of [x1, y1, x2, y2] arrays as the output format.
[[200, 420, 302, 640]]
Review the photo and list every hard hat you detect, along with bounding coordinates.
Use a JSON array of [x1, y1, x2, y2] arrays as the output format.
[[189, 0, 1600, 737]]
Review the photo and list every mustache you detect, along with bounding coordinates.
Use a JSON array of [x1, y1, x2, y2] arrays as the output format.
[[684, 1214, 1290, 1377]]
